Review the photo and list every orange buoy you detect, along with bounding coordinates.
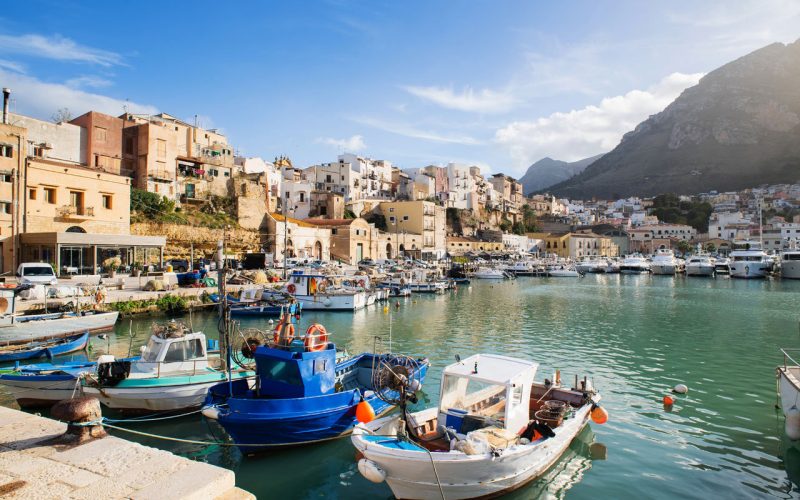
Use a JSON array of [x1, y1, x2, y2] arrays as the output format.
[[591, 406, 608, 424], [663, 395, 675, 406], [356, 400, 375, 423]]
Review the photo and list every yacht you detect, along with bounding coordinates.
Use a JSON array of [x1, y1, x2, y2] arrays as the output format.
[[473, 267, 510, 279], [714, 257, 731, 275], [575, 256, 606, 274], [619, 254, 650, 274], [781, 241, 800, 279], [547, 265, 582, 277], [685, 254, 716, 277], [650, 249, 680, 275], [729, 240, 771, 279]]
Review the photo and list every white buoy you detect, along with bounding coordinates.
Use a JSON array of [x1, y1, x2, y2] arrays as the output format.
[[201, 406, 220, 420], [787, 407, 800, 440], [673, 384, 688, 394], [358, 458, 387, 483]]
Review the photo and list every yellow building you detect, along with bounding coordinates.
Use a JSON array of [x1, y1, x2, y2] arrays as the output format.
[[0, 122, 25, 273], [378, 200, 446, 259], [446, 236, 505, 255], [527, 232, 618, 259]]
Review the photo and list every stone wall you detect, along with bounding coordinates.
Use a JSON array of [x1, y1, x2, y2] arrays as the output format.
[[131, 222, 262, 259]]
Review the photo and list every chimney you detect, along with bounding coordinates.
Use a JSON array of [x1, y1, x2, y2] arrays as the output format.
[[2, 88, 9, 125]]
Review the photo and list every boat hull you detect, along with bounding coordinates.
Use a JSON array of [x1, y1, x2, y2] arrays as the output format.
[[0, 311, 118, 344], [650, 264, 676, 275], [730, 262, 770, 279], [262, 291, 366, 310], [0, 332, 89, 362], [0, 375, 81, 406], [686, 265, 715, 277], [778, 366, 800, 416], [354, 404, 592, 499], [782, 261, 800, 279]]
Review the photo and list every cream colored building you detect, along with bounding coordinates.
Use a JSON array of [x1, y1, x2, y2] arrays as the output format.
[[378, 200, 446, 259], [446, 237, 505, 255], [528, 232, 618, 259], [268, 213, 331, 261]]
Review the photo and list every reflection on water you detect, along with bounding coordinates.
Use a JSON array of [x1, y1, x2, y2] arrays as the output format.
[[2, 276, 800, 498]]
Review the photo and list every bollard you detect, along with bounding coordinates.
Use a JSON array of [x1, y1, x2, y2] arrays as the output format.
[[51, 396, 106, 444]]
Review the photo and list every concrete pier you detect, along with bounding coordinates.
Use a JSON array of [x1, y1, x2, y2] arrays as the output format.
[[0, 406, 253, 499]]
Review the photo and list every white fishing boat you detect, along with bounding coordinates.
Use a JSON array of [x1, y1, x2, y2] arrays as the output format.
[[650, 249, 680, 275], [780, 241, 800, 279], [729, 241, 771, 279], [352, 354, 605, 499], [473, 267, 510, 279], [685, 254, 716, 277], [82, 322, 253, 412], [263, 272, 368, 310], [619, 254, 650, 274]]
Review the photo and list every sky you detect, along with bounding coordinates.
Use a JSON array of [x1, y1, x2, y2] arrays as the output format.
[[1, 1, 799, 178]]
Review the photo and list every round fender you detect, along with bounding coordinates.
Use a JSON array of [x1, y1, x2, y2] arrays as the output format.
[[358, 458, 386, 483]]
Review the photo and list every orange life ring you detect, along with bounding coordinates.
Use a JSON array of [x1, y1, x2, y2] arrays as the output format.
[[273, 321, 295, 344], [287, 283, 297, 294], [304, 323, 328, 352]]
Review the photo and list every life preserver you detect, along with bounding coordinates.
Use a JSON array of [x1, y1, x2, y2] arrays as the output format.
[[304, 323, 328, 352], [287, 283, 297, 294], [318, 281, 327, 293], [273, 321, 295, 344], [358, 279, 366, 288]]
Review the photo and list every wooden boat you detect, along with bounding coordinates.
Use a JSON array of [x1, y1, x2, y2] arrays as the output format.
[[0, 360, 95, 407], [352, 353, 605, 499], [0, 332, 89, 363]]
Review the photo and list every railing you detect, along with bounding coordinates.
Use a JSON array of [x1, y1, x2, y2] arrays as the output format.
[[781, 348, 800, 369], [133, 358, 215, 378], [57, 205, 94, 218]]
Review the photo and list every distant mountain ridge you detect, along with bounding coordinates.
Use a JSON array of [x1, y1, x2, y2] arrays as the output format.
[[519, 154, 604, 195], [548, 39, 800, 199]]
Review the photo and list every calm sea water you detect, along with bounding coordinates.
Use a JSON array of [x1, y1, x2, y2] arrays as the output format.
[[4, 275, 800, 499]]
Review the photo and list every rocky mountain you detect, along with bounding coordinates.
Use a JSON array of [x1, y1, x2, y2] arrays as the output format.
[[549, 39, 800, 199], [520, 154, 604, 195]]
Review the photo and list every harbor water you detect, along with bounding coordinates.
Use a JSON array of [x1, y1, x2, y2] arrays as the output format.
[[3, 274, 800, 499]]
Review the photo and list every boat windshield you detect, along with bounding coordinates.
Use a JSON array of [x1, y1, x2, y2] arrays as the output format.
[[141, 337, 162, 362], [439, 374, 507, 416]]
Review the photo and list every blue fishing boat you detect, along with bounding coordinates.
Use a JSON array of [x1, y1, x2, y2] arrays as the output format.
[[0, 331, 89, 363], [229, 300, 301, 318], [202, 315, 429, 452]]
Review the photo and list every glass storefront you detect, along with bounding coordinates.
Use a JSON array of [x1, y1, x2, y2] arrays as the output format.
[[59, 246, 93, 275]]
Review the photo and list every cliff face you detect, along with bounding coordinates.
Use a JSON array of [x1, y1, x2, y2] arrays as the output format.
[[131, 223, 262, 258], [549, 39, 800, 198]]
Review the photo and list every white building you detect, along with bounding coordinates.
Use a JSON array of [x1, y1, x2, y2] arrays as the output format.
[[305, 154, 393, 202], [709, 211, 753, 240], [9, 113, 85, 165]]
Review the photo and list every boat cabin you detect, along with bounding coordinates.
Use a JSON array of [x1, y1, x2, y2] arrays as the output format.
[[253, 342, 337, 398], [438, 354, 537, 435], [286, 272, 328, 295], [135, 329, 209, 375]]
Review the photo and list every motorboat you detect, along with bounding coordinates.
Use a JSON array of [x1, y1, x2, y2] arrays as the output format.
[[650, 249, 680, 275], [714, 257, 731, 275], [603, 259, 620, 274], [352, 353, 604, 499], [619, 254, 650, 274], [0, 359, 96, 407], [781, 241, 800, 279], [575, 257, 606, 274], [685, 254, 716, 277], [262, 272, 368, 310], [82, 322, 254, 412], [473, 267, 510, 279], [202, 313, 428, 451], [777, 349, 800, 439], [729, 241, 771, 279], [500, 261, 535, 276], [547, 265, 582, 277]]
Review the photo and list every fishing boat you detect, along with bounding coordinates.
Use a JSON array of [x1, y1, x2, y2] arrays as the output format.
[[202, 314, 429, 452], [229, 299, 301, 318], [82, 322, 254, 412], [619, 254, 650, 274], [729, 240, 772, 279], [650, 249, 680, 275], [261, 272, 368, 310], [472, 267, 509, 279], [0, 360, 95, 407], [0, 332, 89, 363], [385, 270, 447, 293], [352, 353, 605, 499]]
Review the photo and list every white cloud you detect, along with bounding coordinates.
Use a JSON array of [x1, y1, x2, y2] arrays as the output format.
[[494, 72, 704, 168], [65, 75, 113, 89], [0, 68, 156, 121], [402, 85, 517, 113], [0, 59, 25, 73], [354, 116, 482, 145], [316, 134, 367, 152], [0, 33, 124, 67]]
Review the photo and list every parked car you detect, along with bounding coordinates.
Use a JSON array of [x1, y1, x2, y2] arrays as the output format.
[[165, 259, 189, 272], [16, 263, 58, 286]]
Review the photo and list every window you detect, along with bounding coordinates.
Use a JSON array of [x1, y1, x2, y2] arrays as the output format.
[[389, 207, 394, 212], [403, 215, 409, 221], [299, 192, 305, 203], [331, 228, 337, 235], [326, 174, 332, 182], [94, 126, 107, 143], [320, 206, 327, 216], [102, 194, 112, 209], [223, 171, 229, 177], [0, 145, 12, 158], [44, 187, 56, 204], [389, 216, 396, 223], [156, 139, 166, 159], [341, 175, 344, 181], [0, 174, 11, 183], [0, 202, 10, 214], [69, 191, 84, 215], [124, 137, 134, 154], [163, 339, 204, 363], [28, 188, 36, 200], [33, 146, 45, 157]]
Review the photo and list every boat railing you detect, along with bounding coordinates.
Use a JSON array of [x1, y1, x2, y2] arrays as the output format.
[[780, 348, 800, 369], [134, 358, 211, 378]]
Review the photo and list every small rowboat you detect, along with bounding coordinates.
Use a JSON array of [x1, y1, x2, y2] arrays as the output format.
[[0, 332, 89, 363]]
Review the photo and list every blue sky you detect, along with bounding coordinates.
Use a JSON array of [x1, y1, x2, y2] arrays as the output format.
[[1, 1, 798, 177]]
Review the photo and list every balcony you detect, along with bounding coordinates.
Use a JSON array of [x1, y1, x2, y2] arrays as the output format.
[[57, 205, 94, 219]]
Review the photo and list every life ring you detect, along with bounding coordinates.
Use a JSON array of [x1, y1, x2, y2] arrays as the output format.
[[287, 283, 297, 294], [358, 279, 366, 288], [318, 281, 327, 293], [304, 324, 328, 351], [273, 321, 295, 344]]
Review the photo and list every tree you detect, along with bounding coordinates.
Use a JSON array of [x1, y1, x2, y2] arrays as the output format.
[[51, 108, 72, 123], [676, 240, 692, 256], [704, 242, 716, 253]]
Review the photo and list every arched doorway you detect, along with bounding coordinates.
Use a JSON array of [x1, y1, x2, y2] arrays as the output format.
[[66, 226, 86, 233], [399, 244, 405, 257], [314, 241, 322, 259], [386, 243, 392, 259]]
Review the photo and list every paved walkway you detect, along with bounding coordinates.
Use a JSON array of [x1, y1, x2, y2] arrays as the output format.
[[0, 406, 253, 499]]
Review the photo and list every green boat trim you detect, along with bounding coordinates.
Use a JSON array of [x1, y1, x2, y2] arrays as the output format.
[[85, 369, 255, 389]]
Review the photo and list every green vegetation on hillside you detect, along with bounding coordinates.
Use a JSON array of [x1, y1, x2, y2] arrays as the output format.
[[650, 193, 713, 232], [130, 188, 236, 228]]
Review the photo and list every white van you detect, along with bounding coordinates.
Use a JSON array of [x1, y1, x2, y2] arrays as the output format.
[[16, 263, 58, 286]]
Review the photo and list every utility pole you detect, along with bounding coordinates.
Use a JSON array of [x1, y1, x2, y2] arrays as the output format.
[[217, 233, 227, 372], [282, 160, 288, 279]]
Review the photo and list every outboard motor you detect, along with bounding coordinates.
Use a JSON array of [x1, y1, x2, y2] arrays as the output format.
[[96, 356, 132, 386]]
